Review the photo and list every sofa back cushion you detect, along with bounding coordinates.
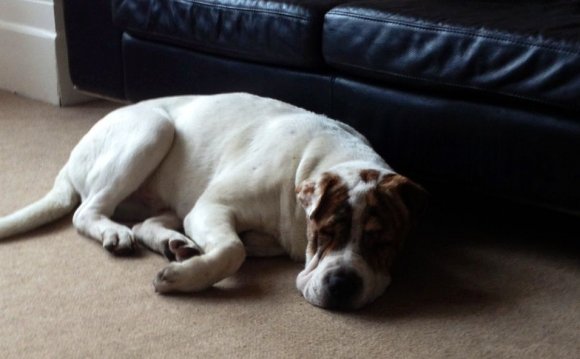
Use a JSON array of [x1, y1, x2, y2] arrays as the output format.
[[113, 0, 351, 68], [324, 0, 580, 112]]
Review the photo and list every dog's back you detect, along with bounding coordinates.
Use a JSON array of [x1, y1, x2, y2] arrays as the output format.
[[141, 93, 385, 219]]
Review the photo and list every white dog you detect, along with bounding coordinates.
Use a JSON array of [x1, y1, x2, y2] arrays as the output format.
[[0, 93, 426, 310]]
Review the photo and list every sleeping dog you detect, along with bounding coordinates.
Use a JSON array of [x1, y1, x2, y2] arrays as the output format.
[[0, 93, 426, 310]]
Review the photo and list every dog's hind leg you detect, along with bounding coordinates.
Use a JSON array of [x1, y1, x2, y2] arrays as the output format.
[[69, 106, 176, 255], [133, 211, 201, 261]]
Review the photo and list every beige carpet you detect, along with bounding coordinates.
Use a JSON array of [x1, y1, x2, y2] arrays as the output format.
[[0, 90, 578, 358]]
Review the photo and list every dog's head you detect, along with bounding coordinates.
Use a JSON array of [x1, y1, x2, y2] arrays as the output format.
[[296, 169, 427, 310]]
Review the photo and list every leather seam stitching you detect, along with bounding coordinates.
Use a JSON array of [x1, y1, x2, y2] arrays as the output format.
[[327, 11, 580, 56], [174, 0, 311, 21]]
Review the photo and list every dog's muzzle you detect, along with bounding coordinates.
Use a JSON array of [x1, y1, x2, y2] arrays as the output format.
[[297, 259, 369, 311]]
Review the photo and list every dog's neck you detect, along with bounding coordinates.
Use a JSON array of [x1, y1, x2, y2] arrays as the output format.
[[294, 144, 392, 188]]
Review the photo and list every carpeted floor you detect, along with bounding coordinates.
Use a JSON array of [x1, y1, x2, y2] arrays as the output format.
[[0, 90, 578, 358]]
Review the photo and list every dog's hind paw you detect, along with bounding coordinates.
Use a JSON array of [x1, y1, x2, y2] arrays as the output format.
[[102, 227, 135, 255]]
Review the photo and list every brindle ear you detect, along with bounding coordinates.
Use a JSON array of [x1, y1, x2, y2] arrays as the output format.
[[296, 179, 319, 219], [296, 174, 347, 221], [380, 174, 428, 220]]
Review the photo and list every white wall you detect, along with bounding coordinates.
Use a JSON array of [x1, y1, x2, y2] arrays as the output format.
[[0, 0, 89, 105]]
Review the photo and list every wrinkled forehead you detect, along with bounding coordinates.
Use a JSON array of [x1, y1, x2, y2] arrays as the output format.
[[308, 170, 407, 273], [348, 171, 382, 206], [312, 170, 405, 233], [347, 169, 398, 211], [349, 180, 397, 233]]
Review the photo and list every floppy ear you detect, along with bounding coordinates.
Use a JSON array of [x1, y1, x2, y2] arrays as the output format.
[[296, 174, 347, 221], [296, 179, 320, 219], [379, 174, 428, 220]]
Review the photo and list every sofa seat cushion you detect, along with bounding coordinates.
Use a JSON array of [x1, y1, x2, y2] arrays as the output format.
[[324, 0, 580, 112], [113, 0, 347, 68]]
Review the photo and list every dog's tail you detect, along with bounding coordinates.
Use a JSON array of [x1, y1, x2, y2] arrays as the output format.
[[0, 167, 80, 240]]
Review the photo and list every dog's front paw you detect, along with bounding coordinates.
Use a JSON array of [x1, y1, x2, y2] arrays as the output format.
[[102, 227, 135, 255], [153, 260, 211, 294]]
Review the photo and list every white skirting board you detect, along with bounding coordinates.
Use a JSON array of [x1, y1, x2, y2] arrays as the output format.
[[0, 0, 90, 105]]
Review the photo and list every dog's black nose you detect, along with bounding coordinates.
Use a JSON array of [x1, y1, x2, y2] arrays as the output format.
[[324, 269, 363, 310]]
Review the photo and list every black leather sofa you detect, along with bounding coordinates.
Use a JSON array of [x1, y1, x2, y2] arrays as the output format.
[[63, 0, 580, 214]]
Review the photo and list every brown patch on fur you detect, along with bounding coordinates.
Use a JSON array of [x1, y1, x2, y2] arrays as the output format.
[[305, 173, 352, 258], [363, 216, 382, 232], [358, 177, 414, 273], [310, 173, 349, 223], [296, 181, 315, 205], [379, 174, 428, 222], [360, 169, 380, 183], [296, 182, 314, 194], [316, 201, 352, 259]]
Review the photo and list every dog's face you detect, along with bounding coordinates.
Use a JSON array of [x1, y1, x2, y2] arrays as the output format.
[[296, 169, 427, 310]]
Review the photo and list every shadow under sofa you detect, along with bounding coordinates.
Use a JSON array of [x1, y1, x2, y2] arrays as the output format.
[[63, 0, 580, 214]]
